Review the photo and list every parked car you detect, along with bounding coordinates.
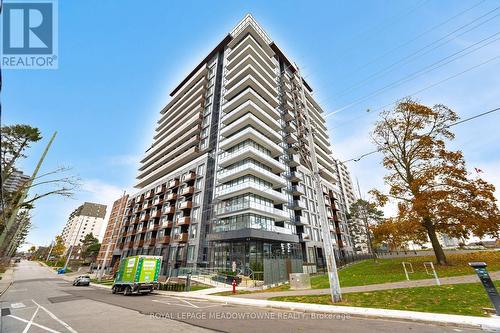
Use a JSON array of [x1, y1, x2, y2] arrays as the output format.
[[73, 275, 91, 286]]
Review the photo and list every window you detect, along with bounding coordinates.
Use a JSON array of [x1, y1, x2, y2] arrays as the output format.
[[187, 246, 195, 261], [197, 164, 205, 175]]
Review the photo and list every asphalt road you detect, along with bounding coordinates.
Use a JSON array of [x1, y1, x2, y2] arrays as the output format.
[[0, 261, 481, 333]]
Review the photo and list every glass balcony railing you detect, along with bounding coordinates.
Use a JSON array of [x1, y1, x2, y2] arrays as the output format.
[[215, 200, 289, 220], [219, 146, 285, 171], [217, 162, 285, 187], [213, 219, 293, 235], [216, 180, 288, 202]]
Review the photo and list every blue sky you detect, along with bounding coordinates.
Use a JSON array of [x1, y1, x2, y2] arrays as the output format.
[[5, 0, 500, 248]]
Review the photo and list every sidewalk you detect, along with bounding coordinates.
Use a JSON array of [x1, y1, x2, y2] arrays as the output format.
[[236, 271, 500, 299], [0, 267, 14, 296]]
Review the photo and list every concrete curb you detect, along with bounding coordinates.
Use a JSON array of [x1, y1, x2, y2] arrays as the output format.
[[155, 293, 500, 331]]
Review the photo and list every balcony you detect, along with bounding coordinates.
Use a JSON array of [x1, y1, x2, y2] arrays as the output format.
[[217, 162, 286, 188], [135, 195, 144, 203], [145, 190, 154, 199], [286, 144, 298, 154], [152, 196, 163, 206], [159, 235, 170, 244], [147, 223, 159, 231], [180, 186, 195, 196], [218, 146, 286, 173], [133, 239, 144, 248], [165, 193, 177, 201], [222, 87, 280, 122], [291, 184, 305, 195], [286, 171, 303, 182], [173, 233, 188, 242], [150, 209, 161, 218], [144, 238, 156, 247], [285, 133, 298, 144], [221, 113, 281, 143], [285, 154, 300, 167], [162, 206, 175, 215], [224, 74, 279, 108], [292, 215, 307, 226], [216, 180, 288, 203], [177, 217, 191, 226], [182, 171, 196, 183], [155, 184, 166, 194], [139, 213, 149, 221], [221, 99, 281, 132], [225, 63, 278, 98], [289, 199, 307, 210], [179, 201, 193, 210], [299, 233, 310, 241], [219, 127, 282, 157], [215, 201, 289, 221], [168, 179, 180, 188], [126, 241, 134, 249], [284, 110, 294, 121]]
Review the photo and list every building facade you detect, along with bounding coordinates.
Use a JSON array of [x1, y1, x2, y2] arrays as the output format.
[[3, 169, 30, 193], [333, 160, 368, 253], [116, 15, 355, 280], [61, 202, 107, 248], [96, 194, 128, 269]]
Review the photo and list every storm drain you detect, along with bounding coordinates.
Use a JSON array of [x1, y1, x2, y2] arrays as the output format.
[[48, 295, 83, 303]]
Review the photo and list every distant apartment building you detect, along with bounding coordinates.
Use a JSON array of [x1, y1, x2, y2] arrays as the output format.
[[61, 202, 107, 248], [96, 194, 128, 269], [333, 160, 368, 253], [116, 15, 355, 283], [3, 169, 30, 193]]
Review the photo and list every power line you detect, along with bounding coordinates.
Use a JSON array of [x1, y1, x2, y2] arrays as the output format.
[[313, 0, 487, 97], [322, 5, 500, 104], [325, 32, 500, 118], [341, 106, 500, 163], [304, 0, 430, 80]]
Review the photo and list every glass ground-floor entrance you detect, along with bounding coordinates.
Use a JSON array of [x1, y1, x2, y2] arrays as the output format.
[[210, 239, 303, 283]]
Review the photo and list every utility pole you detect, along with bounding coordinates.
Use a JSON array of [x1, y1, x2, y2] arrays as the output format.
[[296, 66, 342, 303], [98, 191, 127, 281], [0, 132, 57, 255]]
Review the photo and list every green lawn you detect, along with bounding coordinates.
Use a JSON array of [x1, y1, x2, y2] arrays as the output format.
[[91, 279, 114, 286], [269, 281, 499, 317], [311, 251, 500, 288]]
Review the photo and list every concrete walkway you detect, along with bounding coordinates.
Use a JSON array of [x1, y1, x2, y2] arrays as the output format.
[[236, 271, 500, 299]]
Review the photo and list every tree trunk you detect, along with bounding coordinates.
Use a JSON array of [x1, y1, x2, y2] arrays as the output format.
[[423, 217, 447, 265]]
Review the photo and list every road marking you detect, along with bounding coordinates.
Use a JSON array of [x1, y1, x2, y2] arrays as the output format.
[[32, 300, 79, 333], [172, 297, 199, 309], [152, 297, 222, 309], [11, 302, 26, 308], [8, 315, 62, 333], [22, 304, 40, 333], [9, 288, 28, 292]]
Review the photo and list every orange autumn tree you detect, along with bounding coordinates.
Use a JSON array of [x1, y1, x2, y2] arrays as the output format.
[[371, 99, 500, 265]]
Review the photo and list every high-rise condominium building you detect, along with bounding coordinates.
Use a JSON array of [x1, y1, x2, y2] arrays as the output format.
[[333, 160, 368, 253], [61, 202, 107, 248], [96, 194, 128, 269], [117, 15, 354, 283], [3, 169, 30, 193]]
